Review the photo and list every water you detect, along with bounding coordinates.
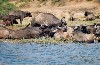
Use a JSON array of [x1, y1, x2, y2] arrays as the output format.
[[0, 42, 100, 65]]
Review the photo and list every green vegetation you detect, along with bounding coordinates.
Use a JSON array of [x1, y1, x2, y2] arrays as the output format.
[[0, 0, 17, 15], [0, 37, 71, 44]]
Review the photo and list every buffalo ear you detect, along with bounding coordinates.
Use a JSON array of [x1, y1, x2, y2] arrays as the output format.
[[63, 28, 67, 32], [39, 25, 44, 30]]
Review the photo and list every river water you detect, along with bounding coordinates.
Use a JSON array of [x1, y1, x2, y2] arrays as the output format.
[[0, 42, 100, 65]]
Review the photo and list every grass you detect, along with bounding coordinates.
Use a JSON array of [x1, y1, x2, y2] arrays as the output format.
[[0, 0, 17, 15], [0, 20, 100, 44], [0, 37, 72, 44]]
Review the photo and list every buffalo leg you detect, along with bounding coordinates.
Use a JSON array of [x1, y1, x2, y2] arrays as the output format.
[[20, 16, 24, 24]]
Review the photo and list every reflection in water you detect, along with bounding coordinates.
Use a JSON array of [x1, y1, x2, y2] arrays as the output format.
[[0, 42, 100, 65]]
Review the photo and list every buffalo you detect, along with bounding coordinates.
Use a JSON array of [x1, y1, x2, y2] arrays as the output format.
[[3, 15, 18, 26], [53, 26, 74, 40], [0, 20, 6, 26], [86, 23, 100, 34], [84, 11, 94, 17], [95, 24, 100, 42], [0, 20, 14, 26], [69, 16, 75, 21], [74, 24, 98, 34], [84, 11, 96, 21], [86, 14, 95, 21], [39, 25, 52, 37], [9, 25, 42, 39], [0, 14, 18, 26], [31, 12, 67, 29], [9, 10, 32, 24], [9, 29, 39, 39], [72, 28, 96, 43], [0, 24, 42, 39], [0, 26, 13, 39]]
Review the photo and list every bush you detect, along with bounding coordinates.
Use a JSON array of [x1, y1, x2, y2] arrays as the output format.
[[0, 0, 17, 15]]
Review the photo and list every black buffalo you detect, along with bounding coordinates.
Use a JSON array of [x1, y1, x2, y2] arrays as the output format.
[[74, 24, 98, 34], [9, 10, 32, 24], [84, 11, 94, 16], [84, 11, 95, 21], [86, 14, 95, 21]]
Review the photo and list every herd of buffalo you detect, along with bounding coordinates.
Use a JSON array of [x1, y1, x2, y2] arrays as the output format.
[[0, 10, 100, 43]]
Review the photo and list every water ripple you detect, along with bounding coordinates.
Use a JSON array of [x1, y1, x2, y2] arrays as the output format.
[[0, 42, 100, 65]]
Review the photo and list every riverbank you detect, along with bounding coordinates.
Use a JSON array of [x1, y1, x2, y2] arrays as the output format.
[[0, 37, 72, 44], [0, 20, 99, 44]]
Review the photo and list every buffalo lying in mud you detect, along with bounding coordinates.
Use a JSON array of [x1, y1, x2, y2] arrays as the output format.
[[53, 26, 74, 40], [9, 27, 42, 39], [53, 26, 95, 43], [72, 29, 96, 43], [0, 24, 41, 39], [31, 13, 67, 28], [9, 10, 32, 24], [0, 24, 53, 39], [53, 25, 100, 43], [72, 24, 100, 43], [0, 22, 64, 39], [0, 26, 13, 39], [9, 24, 43, 39]]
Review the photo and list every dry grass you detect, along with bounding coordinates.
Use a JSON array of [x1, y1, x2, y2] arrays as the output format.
[[67, 20, 100, 26]]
